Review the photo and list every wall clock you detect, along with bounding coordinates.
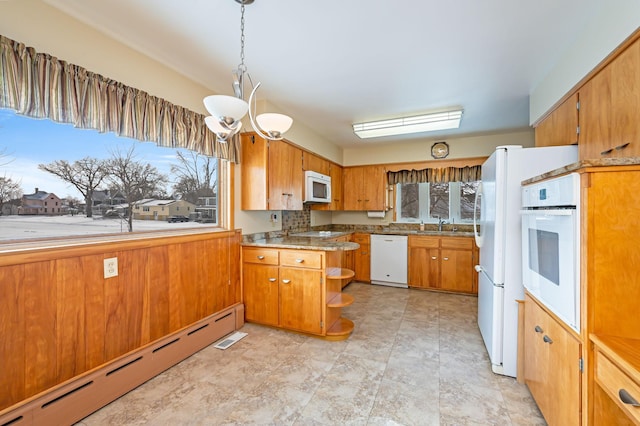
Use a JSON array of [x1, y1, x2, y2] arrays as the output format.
[[431, 142, 449, 159]]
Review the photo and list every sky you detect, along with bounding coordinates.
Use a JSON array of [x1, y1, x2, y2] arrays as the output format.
[[0, 108, 193, 200]]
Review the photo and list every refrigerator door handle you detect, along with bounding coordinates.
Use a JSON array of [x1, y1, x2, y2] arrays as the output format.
[[474, 182, 484, 248], [475, 265, 504, 288]]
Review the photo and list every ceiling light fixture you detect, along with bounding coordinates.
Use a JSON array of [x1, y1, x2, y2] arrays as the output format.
[[352, 109, 463, 139], [203, 0, 292, 142]]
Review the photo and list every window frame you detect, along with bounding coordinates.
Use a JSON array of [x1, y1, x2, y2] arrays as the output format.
[[394, 181, 479, 224]]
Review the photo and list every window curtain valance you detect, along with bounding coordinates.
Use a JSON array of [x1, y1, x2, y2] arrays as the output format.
[[387, 165, 482, 185], [0, 35, 239, 162]]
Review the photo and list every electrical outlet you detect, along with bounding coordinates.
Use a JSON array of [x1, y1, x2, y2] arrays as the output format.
[[104, 257, 118, 278]]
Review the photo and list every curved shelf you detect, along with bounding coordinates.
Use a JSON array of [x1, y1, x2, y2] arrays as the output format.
[[326, 317, 354, 338], [326, 267, 355, 280], [327, 293, 354, 308]]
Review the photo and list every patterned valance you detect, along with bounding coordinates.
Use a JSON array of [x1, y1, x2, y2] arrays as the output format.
[[0, 35, 239, 162], [387, 165, 482, 185]]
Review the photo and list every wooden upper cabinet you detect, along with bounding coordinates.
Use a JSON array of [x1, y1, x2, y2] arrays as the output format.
[[343, 165, 386, 211], [302, 152, 330, 175], [268, 141, 303, 210], [579, 36, 640, 159], [240, 132, 303, 210], [241, 132, 269, 210], [535, 93, 578, 147]]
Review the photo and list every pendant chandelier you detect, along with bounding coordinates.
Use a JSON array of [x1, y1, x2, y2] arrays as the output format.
[[203, 0, 293, 142]]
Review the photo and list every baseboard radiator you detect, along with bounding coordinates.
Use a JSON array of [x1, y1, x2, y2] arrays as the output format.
[[0, 304, 245, 426]]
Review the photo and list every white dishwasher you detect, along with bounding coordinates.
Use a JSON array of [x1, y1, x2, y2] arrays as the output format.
[[370, 234, 408, 288]]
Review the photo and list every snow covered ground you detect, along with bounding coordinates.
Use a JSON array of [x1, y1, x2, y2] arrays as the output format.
[[0, 214, 210, 240]]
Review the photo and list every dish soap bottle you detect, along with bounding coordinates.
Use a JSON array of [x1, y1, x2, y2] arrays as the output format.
[[419, 220, 425, 231]]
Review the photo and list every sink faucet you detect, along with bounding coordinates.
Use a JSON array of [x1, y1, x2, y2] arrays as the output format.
[[438, 216, 448, 232]]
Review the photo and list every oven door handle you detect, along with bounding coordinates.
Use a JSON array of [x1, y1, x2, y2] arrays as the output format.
[[519, 209, 574, 216]]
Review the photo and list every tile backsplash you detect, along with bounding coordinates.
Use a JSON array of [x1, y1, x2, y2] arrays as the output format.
[[282, 205, 311, 234]]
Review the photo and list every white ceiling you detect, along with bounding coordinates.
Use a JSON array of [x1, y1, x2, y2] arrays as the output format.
[[44, 0, 604, 148]]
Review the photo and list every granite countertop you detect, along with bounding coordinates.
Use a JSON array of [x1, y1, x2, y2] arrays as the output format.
[[242, 237, 360, 251], [369, 229, 474, 238], [242, 228, 475, 250], [523, 157, 640, 185]]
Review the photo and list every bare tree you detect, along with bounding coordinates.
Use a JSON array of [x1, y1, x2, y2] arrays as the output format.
[[0, 147, 13, 167], [38, 157, 109, 218], [0, 175, 22, 215], [107, 146, 168, 232], [171, 150, 217, 204]]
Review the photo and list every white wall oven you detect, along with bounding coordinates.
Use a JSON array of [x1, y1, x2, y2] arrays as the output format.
[[521, 173, 580, 332]]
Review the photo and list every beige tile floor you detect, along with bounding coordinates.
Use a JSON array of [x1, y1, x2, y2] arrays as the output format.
[[77, 282, 546, 425]]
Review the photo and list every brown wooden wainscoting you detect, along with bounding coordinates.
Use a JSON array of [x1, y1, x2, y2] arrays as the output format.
[[0, 304, 243, 426]]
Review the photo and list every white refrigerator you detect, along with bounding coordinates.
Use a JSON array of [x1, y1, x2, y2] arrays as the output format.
[[474, 145, 578, 377]]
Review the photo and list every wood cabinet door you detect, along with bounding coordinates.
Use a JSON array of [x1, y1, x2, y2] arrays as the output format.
[[440, 248, 474, 293], [268, 141, 303, 210], [242, 263, 279, 326], [354, 243, 370, 282], [579, 67, 612, 159], [544, 306, 581, 426], [278, 267, 323, 334], [524, 295, 581, 426], [302, 152, 330, 175], [535, 93, 578, 147], [609, 37, 640, 158], [342, 166, 363, 210], [408, 246, 440, 289], [362, 165, 386, 211], [240, 133, 269, 210], [329, 164, 344, 210], [524, 295, 549, 419]]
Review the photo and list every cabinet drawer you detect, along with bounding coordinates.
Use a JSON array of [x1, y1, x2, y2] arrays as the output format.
[[280, 250, 323, 269], [595, 350, 640, 423], [441, 237, 473, 250], [353, 233, 370, 244], [408, 236, 439, 248], [243, 248, 279, 265]]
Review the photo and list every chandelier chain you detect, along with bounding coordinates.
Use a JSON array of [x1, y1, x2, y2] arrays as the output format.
[[239, 4, 247, 72]]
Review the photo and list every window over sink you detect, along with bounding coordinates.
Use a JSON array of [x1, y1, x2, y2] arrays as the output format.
[[395, 181, 480, 224]]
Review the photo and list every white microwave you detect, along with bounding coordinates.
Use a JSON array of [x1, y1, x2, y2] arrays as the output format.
[[304, 170, 331, 203]]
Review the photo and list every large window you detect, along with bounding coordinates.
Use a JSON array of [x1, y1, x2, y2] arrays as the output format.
[[396, 181, 480, 224], [0, 109, 220, 241]]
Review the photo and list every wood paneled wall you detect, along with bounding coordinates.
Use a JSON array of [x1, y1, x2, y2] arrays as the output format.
[[0, 230, 241, 411]]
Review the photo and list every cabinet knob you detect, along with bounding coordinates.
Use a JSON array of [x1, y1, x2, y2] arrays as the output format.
[[257, 255, 265, 260], [534, 325, 543, 333], [619, 389, 640, 407], [443, 257, 449, 261], [268, 278, 276, 282], [543, 335, 553, 344], [282, 279, 291, 284], [295, 258, 304, 263], [431, 256, 437, 260]]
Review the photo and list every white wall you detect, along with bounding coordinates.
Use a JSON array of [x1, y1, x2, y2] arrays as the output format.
[[343, 129, 534, 166], [530, 0, 640, 123]]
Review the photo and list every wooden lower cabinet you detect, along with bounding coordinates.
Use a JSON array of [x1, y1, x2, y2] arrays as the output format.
[[353, 233, 370, 282], [524, 293, 581, 426], [408, 235, 477, 294], [242, 263, 279, 326], [242, 246, 354, 339], [279, 267, 323, 334]]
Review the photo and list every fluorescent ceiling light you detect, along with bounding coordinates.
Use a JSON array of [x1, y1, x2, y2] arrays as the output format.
[[353, 109, 463, 139]]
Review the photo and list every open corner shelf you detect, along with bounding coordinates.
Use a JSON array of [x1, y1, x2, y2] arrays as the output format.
[[326, 317, 354, 339], [325, 267, 355, 280], [327, 293, 354, 308]]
